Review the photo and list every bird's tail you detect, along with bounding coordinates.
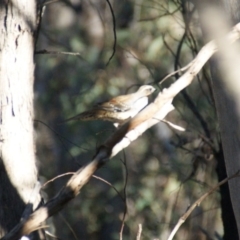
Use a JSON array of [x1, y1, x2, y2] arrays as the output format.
[[59, 110, 98, 124], [59, 109, 124, 124]]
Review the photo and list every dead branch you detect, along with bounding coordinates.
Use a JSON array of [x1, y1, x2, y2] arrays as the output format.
[[167, 170, 240, 240]]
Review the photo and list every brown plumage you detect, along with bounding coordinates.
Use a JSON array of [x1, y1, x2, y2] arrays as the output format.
[[63, 85, 155, 125]]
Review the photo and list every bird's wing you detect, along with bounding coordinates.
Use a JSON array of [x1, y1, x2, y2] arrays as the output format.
[[96, 92, 142, 112], [61, 96, 149, 124], [95, 99, 130, 112]]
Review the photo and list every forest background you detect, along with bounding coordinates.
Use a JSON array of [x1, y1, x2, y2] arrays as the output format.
[[1, 0, 240, 239]]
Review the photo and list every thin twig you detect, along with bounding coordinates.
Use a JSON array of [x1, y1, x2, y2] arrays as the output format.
[[35, 49, 83, 57], [105, 0, 117, 66], [159, 62, 193, 84], [42, 173, 75, 189], [136, 224, 142, 240], [92, 175, 124, 201], [167, 170, 240, 240], [34, 119, 89, 153], [59, 213, 79, 240], [42, 171, 124, 201], [119, 151, 129, 240], [45, 230, 61, 239]]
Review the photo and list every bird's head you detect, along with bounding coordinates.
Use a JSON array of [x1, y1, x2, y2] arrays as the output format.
[[138, 85, 156, 96]]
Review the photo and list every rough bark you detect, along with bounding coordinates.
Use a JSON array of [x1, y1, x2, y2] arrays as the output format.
[[0, 0, 41, 237]]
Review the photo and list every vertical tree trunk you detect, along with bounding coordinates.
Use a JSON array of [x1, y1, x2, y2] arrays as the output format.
[[0, 0, 41, 237], [195, 0, 240, 238]]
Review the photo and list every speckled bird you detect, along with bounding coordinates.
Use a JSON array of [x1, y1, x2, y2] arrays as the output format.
[[63, 85, 155, 125]]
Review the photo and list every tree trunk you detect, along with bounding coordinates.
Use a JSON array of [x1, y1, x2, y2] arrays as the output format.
[[195, 0, 240, 238], [0, 0, 41, 238]]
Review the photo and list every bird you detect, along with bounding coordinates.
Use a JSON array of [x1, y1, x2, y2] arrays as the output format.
[[62, 85, 155, 126]]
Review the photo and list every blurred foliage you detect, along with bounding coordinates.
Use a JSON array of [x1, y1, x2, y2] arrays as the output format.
[[34, 0, 221, 239]]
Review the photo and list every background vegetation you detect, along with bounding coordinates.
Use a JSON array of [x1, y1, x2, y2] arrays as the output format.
[[34, 0, 222, 239]]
